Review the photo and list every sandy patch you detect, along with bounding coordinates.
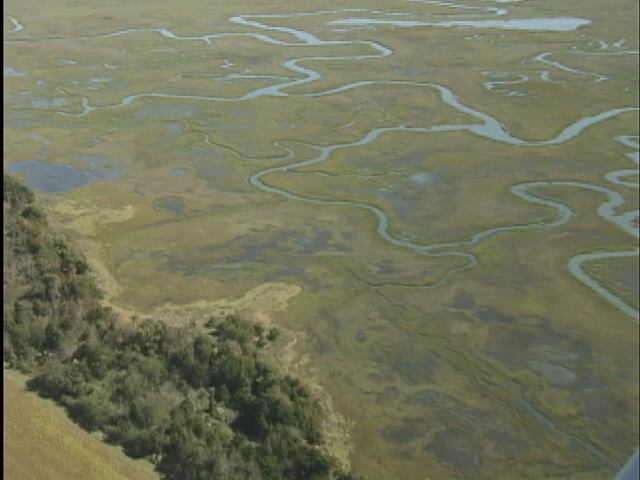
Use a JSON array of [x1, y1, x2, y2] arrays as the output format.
[[153, 282, 302, 327]]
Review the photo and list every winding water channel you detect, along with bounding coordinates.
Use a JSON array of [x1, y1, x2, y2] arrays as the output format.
[[5, 0, 639, 478]]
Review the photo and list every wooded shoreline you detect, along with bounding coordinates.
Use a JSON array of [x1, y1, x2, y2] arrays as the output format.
[[3, 173, 363, 480]]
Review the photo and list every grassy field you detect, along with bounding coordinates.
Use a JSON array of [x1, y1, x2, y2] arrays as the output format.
[[3, 368, 159, 480], [4, 0, 638, 478]]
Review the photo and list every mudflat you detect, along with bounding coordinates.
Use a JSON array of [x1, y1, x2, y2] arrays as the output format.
[[4, 0, 638, 478]]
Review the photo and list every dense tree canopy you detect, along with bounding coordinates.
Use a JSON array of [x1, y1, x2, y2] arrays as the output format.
[[3, 174, 363, 480]]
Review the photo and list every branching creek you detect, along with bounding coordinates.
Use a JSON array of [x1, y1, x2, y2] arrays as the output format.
[[4, 1, 639, 479]]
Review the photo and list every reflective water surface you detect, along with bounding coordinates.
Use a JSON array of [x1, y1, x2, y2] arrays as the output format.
[[4, 0, 638, 478]]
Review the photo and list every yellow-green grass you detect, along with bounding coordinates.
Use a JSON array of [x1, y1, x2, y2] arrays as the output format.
[[3, 368, 159, 480], [5, 0, 639, 478]]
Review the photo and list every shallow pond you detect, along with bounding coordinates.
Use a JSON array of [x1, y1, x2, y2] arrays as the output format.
[[4, 0, 638, 478]]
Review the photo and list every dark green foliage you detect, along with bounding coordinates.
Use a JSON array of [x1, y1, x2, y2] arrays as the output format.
[[4, 174, 34, 206], [21, 204, 46, 222], [4, 175, 104, 368], [3, 174, 363, 480]]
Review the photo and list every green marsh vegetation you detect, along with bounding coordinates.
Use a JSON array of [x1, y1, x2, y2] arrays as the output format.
[[4, 0, 639, 478], [3, 174, 363, 480]]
